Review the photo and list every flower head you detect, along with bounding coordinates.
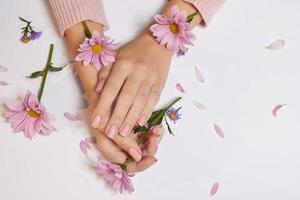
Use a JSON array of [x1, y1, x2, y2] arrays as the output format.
[[29, 31, 42, 40], [4, 91, 56, 139], [20, 34, 30, 43], [75, 31, 118, 71], [166, 107, 181, 123], [96, 156, 134, 194], [150, 5, 195, 52]]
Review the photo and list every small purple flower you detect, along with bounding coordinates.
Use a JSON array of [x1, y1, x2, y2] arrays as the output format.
[[20, 34, 30, 43], [166, 107, 181, 123], [29, 31, 42, 40]]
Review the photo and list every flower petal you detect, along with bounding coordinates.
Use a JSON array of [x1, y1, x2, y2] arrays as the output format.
[[0, 80, 9, 86], [266, 39, 285, 50], [79, 140, 90, 156], [210, 182, 219, 197], [272, 104, 286, 117], [176, 82, 185, 93], [193, 101, 206, 110], [213, 123, 224, 138], [0, 65, 8, 72], [195, 66, 205, 83], [63, 112, 81, 121], [5, 100, 24, 111]]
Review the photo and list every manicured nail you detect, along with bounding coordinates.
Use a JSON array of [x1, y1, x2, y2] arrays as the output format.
[[153, 125, 163, 135], [120, 124, 131, 137], [91, 115, 102, 128], [138, 114, 147, 126], [107, 125, 118, 139], [95, 80, 105, 93], [154, 136, 161, 147], [129, 148, 142, 161]]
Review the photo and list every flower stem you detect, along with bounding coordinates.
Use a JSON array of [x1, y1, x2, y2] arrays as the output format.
[[81, 21, 92, 38], [186, 12, 198, 23], [37, 44, 54, 102], [163, 97, 182, 111]]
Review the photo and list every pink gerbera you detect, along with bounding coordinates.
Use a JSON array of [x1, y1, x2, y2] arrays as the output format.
[[96, 156, 134, 194], [75, 31, 118, 71], [150, 5, 195, 52], [4, 91, 56, 139]]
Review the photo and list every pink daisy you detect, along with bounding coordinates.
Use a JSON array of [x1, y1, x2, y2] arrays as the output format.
[[96, 156, 135, 194], [150, 5, 195, 52], [75, 31, 118, 71], [4, 91, 56, 139]]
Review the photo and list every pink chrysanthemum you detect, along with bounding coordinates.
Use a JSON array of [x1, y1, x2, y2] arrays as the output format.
[[96, 156, 134, 194], [75, 31, 118, 71], [150, 5, 195, 52], [4, 91, 56, 139]]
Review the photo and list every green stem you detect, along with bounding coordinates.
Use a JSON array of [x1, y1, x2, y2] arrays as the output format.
[[37, 44, 54, 102], [81, 21, 92, 38], [120, 157, 134, 171], [163, 97, 182, 111], [186, 11, 198, 23]]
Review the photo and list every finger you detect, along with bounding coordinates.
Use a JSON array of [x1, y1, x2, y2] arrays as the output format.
[[91, 61, 129, 129], [137, 83, 163, 126], [94, 130, 127, 164], [127, 156, 157, 173], [143, 125, 163, 156], [119, 80, 153, 137], [95, 64, 112, 93], [113, 134, 143, 162]]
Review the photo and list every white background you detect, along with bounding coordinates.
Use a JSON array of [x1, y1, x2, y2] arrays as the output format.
[[1, 0, 300, 199]]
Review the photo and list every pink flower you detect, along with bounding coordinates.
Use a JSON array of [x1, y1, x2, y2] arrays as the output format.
[[75, 31, 118, 71], [3, 91, 56, 139], [150, 5, 195, 52], [96, 156, 134, 194]]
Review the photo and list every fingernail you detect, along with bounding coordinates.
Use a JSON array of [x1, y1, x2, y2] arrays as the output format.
[[91, 115, 102, 128], [107, 125, 118, 139], [129, 148, 142, 161], [138, 114, 147, 126], [120, 124, 131, 137], [154, 137, 160, 147], [96, 80, 105, 93], [153, 125, 163, 135]]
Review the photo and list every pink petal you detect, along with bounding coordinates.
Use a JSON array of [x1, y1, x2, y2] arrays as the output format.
[[213, 123, 224, 138], [0, 65, 8, 72], [193, 101, 206, 110], [0, 80, 9, 86], [195, 66, 205, 83], [272, 104, 286, 117], [63, 112, 81, 121], [210, 182, 219, 197], [176, 82, 185, 93], [79, 140, 90, 156], [266, 39, 285, 50]]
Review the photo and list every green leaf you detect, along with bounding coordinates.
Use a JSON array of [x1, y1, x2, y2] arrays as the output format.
[[148, 111, 164, 128], [134, 126, 148, 133], [19, 17, 29, 23], [27, 70, 44, 78], [49, 64, 66, 72]]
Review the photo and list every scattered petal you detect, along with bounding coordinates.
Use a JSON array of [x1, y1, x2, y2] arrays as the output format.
[[63, 112, 81, 121], [193, 101, 206, 110], [79, 140, 90, 156], [272, 104, 286, 117], [0, 65, 8, 72], [195, 66, 205, 83], [0, 81, 9, 86], [213, 123, 224, 138], [176, 83, 185, 93], [210, 182, 219, 197], [266, 39, 285, 50]]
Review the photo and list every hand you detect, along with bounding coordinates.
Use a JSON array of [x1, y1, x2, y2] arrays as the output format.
[[92, 31, 173, 139]]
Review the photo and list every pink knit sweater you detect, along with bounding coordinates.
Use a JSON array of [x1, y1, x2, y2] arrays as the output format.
[[49, 0, 224, 36]]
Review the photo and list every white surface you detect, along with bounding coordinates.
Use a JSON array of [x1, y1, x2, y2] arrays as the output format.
[[1, 0, 300, 199]]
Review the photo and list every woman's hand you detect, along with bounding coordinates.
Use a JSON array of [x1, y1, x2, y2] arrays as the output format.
[[92, 31, 173, 139]]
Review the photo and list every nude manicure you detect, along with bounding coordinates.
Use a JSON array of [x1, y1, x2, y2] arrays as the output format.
[[96, 80, 105, 93], [120, 124, 131, 137], [138, 114, 147, 126], [129, 148, 142, 161], [107, 125, 118, 139], [91, 115, 102, 128]]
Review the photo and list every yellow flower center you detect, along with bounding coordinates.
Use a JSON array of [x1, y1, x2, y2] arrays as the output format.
[[22, 37, 30, 43], [27, 109, 41, 118], [169, 23, 179, 34], [91, 44, 104, 54], [168, 112, 177, 119]]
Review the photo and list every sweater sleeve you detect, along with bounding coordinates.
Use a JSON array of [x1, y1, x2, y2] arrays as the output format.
[[183, 0, 225, 26], [48, 0, 109, 36]]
